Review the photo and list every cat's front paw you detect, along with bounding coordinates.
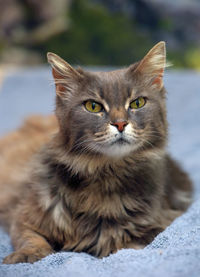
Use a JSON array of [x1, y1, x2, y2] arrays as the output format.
[[3, 247, 54, 264]]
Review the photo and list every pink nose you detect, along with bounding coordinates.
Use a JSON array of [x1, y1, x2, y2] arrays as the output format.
[[112, 121, 128, 132]]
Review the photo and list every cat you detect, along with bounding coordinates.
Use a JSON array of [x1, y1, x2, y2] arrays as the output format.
[[0, 41, 192, 264], [0, 115, 58, 230]]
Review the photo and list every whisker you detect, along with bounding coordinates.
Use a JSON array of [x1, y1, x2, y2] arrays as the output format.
[[94, 131, 108, 137], [139, 138, 155, 148], [94, 135, 111, 142]]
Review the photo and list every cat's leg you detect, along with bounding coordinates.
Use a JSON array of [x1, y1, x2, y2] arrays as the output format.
[[3, 223, 54, 264]]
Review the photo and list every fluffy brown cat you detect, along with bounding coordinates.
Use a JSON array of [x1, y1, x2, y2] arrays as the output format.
[[0, 42, 192, 264]]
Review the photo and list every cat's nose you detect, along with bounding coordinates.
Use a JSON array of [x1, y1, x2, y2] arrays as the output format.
[[111, 121, 128, 132]]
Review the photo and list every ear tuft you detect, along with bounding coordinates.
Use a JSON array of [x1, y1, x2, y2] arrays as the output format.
[[135, 41, 167, 89], [47, 52, 82, 97]]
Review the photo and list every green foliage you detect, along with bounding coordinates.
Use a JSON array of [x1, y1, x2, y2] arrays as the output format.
[[1, 0, 200, 68], [168, 46, 200, 70], [185, 48, 200, 70], [0, 42, 5, 53], [42, 0, 152, 65], [41, 0, 200, 68], [158, 18, 173, 32]]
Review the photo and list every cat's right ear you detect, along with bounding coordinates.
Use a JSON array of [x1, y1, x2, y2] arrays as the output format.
[[47, 52, 83, 97]]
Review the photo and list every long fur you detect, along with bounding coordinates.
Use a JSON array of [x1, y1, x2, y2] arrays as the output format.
[[0, 42, 192, 264]]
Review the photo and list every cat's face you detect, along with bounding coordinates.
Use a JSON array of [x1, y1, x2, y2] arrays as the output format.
[[48, 42, 168, 158]]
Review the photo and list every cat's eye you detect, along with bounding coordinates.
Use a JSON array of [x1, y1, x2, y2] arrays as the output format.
[[130, 97, 146, 109], [84, 100, 103, 113]]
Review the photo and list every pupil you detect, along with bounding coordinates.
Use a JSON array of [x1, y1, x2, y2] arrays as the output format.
[[136, 99, 140, 107], [92, 102, 96, 110]]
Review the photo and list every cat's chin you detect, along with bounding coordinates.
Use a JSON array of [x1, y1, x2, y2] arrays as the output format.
[[99, 143, 138, 158]]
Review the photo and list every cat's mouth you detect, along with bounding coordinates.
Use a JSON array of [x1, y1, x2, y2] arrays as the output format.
[[101, 135, 135, 157], [95, 134, 137, 157], [111, 137, 130, 146]]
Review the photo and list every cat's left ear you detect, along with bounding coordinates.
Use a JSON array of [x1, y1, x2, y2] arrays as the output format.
[[47, 52, 83, 97], [131, 41, 166, 89]]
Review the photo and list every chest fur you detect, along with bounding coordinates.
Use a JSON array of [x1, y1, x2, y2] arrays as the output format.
[[45, 161, 164, 257]]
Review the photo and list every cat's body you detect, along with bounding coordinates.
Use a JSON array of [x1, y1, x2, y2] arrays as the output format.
[[0, 115, 58, 230], [0, 42, 192, 264]]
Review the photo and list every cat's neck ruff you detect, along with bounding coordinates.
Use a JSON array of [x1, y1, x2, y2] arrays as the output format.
[[50, 138, 166, 176]]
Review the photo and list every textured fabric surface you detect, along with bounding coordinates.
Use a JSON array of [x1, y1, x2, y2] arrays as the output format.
[[0, 68, 199, 277]]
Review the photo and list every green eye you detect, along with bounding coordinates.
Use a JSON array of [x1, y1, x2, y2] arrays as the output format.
[[84, 100, 103, 113], [130, 97, 146, 109]]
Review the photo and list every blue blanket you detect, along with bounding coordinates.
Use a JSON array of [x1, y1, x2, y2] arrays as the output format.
[[0, 68, 200, 277]]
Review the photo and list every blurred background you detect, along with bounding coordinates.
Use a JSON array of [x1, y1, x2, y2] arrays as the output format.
[[0, 0, 200, 68]]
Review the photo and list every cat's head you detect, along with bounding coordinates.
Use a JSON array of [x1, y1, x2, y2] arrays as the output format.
[[47, 42, 168, 158]]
